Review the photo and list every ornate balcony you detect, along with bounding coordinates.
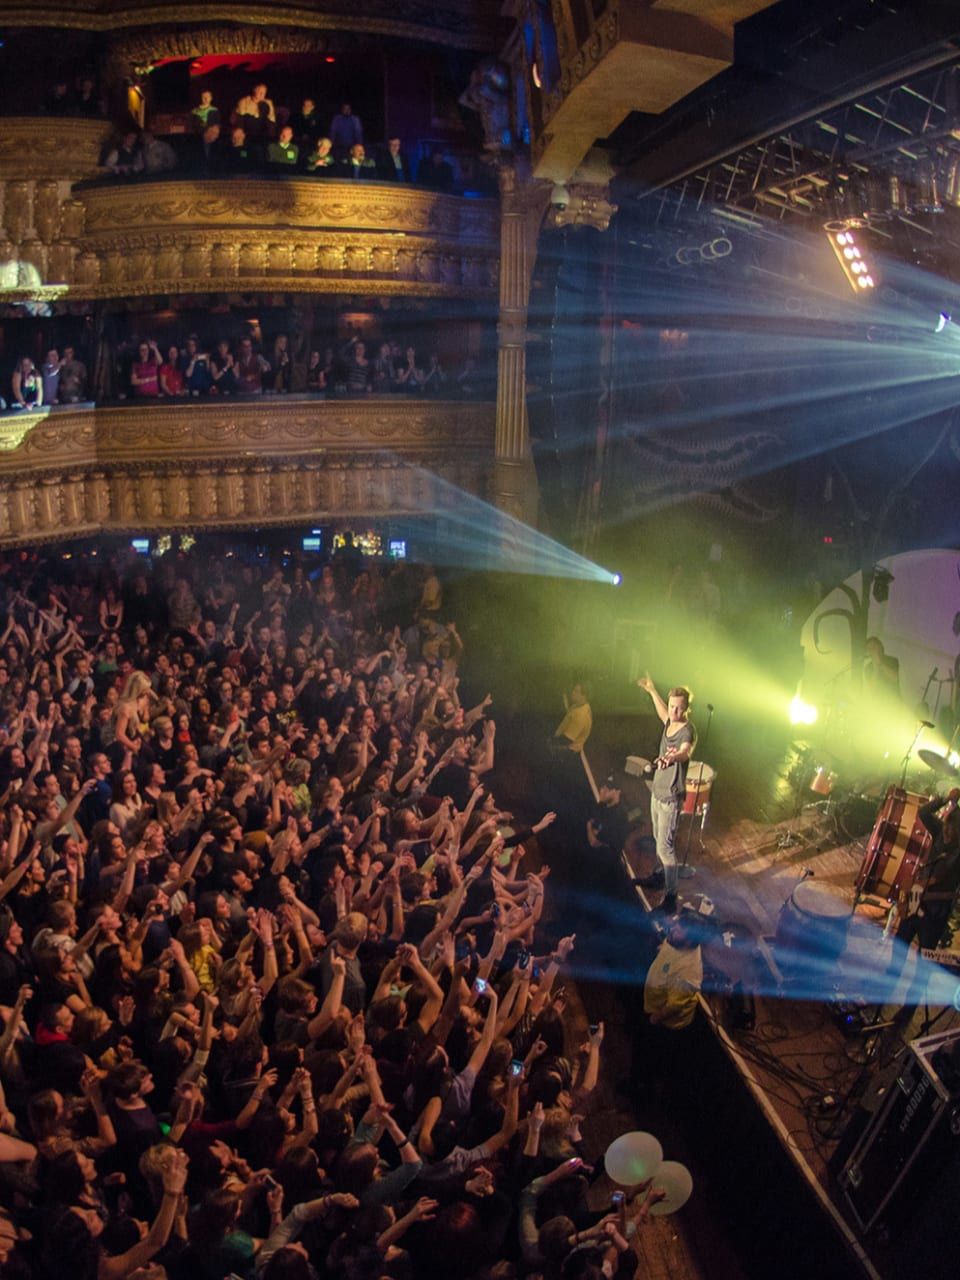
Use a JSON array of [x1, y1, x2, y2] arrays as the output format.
[[0, 397, 493, 546], [73, 178, 500, 299]]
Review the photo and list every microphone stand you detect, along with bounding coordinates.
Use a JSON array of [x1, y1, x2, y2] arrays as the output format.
[[679, 702, 714, 880]]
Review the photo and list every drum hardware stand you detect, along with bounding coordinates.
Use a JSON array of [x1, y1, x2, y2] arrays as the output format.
[[678, 703, 714, 880], [899, 720, 928, 790]]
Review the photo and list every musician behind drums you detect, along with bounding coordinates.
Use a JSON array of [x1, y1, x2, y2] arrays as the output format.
[[902, 788, 960, 950], [637, 675, 697, 912]]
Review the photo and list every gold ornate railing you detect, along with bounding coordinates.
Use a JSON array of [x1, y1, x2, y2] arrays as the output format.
[[73, 178, 500, 298], [0, 397, 493, 545], [0, 152, 500, 300], [0, 2, 498, 50]]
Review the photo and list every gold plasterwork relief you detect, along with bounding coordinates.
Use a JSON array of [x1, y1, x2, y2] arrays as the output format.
[[0, 3, 498, 51], [0, 400, 494, 546]]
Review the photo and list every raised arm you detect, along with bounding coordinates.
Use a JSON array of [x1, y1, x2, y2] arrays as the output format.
[[637, 673, 668, 723]]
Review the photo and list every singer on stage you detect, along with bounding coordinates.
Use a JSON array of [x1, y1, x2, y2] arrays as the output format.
[[638, 675, 697, 911]]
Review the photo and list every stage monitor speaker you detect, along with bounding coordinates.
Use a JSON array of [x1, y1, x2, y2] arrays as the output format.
[[837, 1027, 960, 1235]]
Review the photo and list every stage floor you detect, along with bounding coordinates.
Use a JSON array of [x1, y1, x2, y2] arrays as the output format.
[[619, 780, 960, 1280]]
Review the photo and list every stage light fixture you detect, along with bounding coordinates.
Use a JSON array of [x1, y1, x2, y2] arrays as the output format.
[[936, 311, 952, 333], [612, 573, 623, 586], [789, 694, 818, 726], [825, 221, 877, 294]]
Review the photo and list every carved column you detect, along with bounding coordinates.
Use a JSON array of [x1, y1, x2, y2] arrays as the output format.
[[493, 163, 550, 523]]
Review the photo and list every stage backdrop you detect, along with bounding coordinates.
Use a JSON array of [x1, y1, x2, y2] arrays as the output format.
[[801, 548, 960, 726]]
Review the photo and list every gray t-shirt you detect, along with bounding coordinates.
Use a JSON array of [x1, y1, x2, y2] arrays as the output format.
[[652, 720, 696, 801]]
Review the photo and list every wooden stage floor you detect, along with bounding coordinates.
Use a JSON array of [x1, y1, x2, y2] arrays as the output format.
[[618, 778, 960, 1280]]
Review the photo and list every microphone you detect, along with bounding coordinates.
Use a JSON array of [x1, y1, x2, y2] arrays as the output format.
[[707, 703, 715, 712], [920, 720, 936, 729]]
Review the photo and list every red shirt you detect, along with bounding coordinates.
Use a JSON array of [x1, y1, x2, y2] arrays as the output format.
[[132, 360, 160, 397]]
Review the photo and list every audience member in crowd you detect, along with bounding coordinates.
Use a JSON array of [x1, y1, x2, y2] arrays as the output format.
[[57, 346, 88, 404], [191, 90, 221, 132], [423, 352, 446, 396], [44, 80, 71, 115], [395, 346, 425, 393], [211, 341, 239, 395], [189, 123, 226, 174], [104, 132, 142, 176], [378, 137, 412, 182], [11, 356, 43, 409], [235, 336, 271, 394], [271, 335, 292, 393], [344, 143, 376, 180], [268, 126, 299, 168], [343, 339, 372, 393], [330, 102, 364, 154], [227, 126, 256, 172], [291, 97, 321, 145], [130, 340, 162, 398], [40, 349, 61, 405], [306, 350, 327, 392], [140, 131, 178, 175], [235, 83, 276, 140], [306, 137, 337, 174], [418, 149, 455, 192], [73, 74, 102, 115], [159, 345, 187, 397], [180, 336, 214, 397], [0, 540, 639, 1280]]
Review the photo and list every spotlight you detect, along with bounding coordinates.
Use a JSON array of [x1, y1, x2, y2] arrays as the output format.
[[936, 311, 952, 333], [824, 220, 877, 293], [612, 573, 623, 586], [790, 695, 818, 726]]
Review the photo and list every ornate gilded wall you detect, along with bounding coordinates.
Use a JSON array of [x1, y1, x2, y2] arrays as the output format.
[[74, 180, 500, 299], [0, 399, 492, 546], [0, 118, 109, 296], [0, 129, 500, 302], [0, 2, 501, 50]]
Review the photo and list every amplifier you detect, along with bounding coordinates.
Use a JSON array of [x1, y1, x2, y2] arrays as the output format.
[[837, 1027, 960, 1234]]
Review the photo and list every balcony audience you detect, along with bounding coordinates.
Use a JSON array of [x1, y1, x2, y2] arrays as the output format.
[[418, 148, 456, 192], [40, 349, 61, 405], [159, 345, 187, 398], [291, 97, 321, 145], [11, 356, 42, 408], [57, 346, 88, 404], [191, 90, 221, 132], [188, 123, 227, 174], [140, 131, 178, 176], [344, 143, 376, 180], [329, 101, 363, 154], [305, 136, 336, 173], [234, 82, 277, 136], [235, 335, 271, 395], [378, 136, 413, 183], [130, 340, 162, 399], [267, 126, 299, 168], [227, 126, 256, 172], [4, 321, 487, 412], [104, 131, 142, 176]]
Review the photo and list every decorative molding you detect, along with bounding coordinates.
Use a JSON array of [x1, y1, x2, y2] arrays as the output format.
[[0, 2, 499, 50], [70, 179, 499, 299], [0, 119, 110, 181], [0, 399, 494, 546], [544, 182, 618, 231]]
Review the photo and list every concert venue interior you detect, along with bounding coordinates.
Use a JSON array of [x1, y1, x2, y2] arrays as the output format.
[[4, 3, 960, 1279]]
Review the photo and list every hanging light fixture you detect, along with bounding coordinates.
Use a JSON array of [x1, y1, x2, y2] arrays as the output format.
[[914, 157, 942, 213]]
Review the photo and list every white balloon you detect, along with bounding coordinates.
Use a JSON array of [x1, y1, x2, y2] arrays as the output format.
[[604, 1131, 663, 1186], [648, 1160, 693, 1215]]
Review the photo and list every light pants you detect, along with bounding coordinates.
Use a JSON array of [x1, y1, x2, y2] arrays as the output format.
[[650, 794, 681, 894]]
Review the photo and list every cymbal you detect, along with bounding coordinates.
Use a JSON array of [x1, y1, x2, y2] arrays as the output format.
[[917, 748, 959, 777]]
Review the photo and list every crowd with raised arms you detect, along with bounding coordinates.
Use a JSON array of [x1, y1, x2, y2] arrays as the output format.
[[0, 546, 659, 1280]]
